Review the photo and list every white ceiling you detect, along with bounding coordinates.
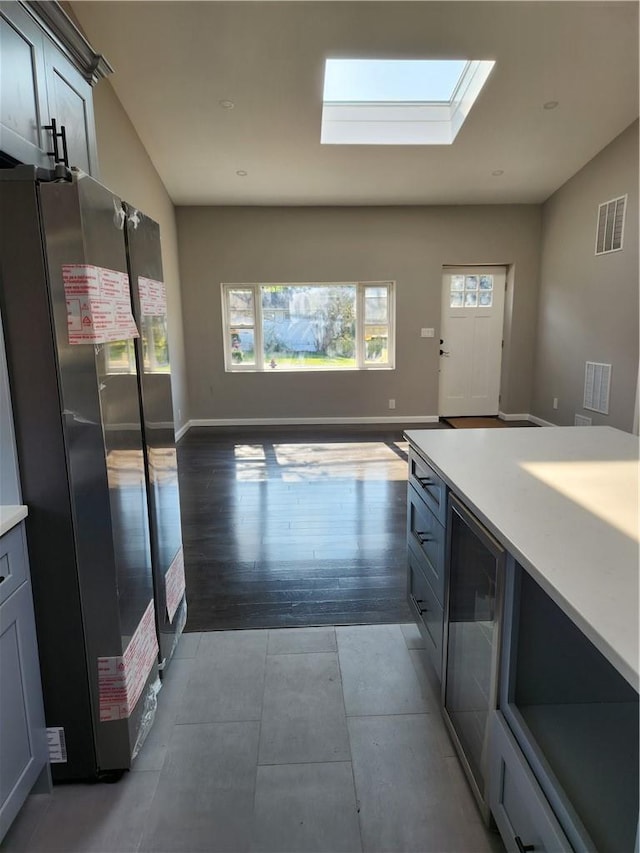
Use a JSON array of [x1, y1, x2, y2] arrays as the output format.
[[70, 1, 639, 207]]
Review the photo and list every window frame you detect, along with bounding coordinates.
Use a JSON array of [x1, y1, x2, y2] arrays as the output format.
[[221, 281, 395, 372]]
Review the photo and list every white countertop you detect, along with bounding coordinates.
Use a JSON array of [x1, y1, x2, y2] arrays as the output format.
[[0, 504, 28, 537], [405, 427, 640, 690]]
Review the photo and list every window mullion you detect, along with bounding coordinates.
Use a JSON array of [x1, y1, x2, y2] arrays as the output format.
[[356, 283, 364, 368], [254, 284, 264, 371]]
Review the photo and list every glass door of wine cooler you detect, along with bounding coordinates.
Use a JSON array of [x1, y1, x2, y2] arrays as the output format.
[[443, 494, 505, 817]]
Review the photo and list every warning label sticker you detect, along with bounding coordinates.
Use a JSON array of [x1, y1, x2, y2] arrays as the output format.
[[138, 276, 167, 318], [98, 599, 158, 722], [63, 264, 140, 345], [165, 546, 186, 624]]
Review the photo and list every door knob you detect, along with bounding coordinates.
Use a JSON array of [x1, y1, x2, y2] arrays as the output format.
[[440, 349, 450, 357]]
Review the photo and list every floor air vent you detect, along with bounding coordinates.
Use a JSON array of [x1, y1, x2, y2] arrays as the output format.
[[595, 195, 626, 255]]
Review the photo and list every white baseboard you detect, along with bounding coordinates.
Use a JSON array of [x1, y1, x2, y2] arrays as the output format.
[[175, 422, 190, 441], [498, 411, 557, 427], [498, 411, 530, 422], [527, 414, 558, 428], [184, 415, 439, 430]]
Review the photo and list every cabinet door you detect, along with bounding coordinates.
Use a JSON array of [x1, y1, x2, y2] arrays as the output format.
[[43, 38, 98, 175], [489, 712, 572, 853], [0, 579, 49, 841], [0, 3, 50, 167]]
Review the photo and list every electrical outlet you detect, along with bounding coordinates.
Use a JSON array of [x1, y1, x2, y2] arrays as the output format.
[[553, 398, 559, 410], [388, 398, 396, 410]]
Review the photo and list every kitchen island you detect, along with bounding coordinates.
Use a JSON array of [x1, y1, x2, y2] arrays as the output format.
[[404, 426, 639, 853]]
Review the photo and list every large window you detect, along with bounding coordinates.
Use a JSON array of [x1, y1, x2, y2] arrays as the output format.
[[221, 282, 395, 372]]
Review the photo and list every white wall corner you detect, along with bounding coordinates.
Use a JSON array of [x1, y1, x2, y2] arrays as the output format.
[[175, 421, 191, 441]]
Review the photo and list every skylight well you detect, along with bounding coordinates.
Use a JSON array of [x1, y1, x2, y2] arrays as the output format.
[[321, 59, 495, 146]]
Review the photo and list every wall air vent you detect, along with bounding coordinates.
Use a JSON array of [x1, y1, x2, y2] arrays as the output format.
[[574, 414, 592, 426], [584, 362, 611, 414], [595, 195, 626, 255]]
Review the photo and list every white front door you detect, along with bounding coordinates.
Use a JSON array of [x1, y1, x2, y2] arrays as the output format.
[[438, 266, 506, 417]]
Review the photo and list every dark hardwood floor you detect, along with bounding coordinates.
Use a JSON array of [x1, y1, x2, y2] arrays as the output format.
[[177, 425, 443, 631]]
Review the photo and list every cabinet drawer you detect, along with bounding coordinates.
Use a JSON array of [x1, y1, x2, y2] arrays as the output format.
[[408, 551, 444, 680], [0, 524, 28, 606], [408, 449, 447, 525], [489, 712, 572, 853], [407, 484, 445, 604]]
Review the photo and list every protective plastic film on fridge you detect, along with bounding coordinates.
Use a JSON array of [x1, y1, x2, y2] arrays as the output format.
[[123, 202, 186, 673], [0, 166, 160, 780]]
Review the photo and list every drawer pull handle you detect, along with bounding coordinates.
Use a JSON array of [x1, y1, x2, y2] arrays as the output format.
[[417, 476, 434, 488], [514, 837, 535, 853], [416, 532, 432, 544]]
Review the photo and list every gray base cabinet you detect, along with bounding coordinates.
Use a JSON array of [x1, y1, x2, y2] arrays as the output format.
[[0, 523, 49, 843], [405, 434, 639, 853], [406, 449, 446, 680]]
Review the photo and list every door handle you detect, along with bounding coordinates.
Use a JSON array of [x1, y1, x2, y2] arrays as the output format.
[[414, 598, 429, 616], [416, 532, 432, 544], [439, 349, 450, 357], [44, 117, 69, 168]]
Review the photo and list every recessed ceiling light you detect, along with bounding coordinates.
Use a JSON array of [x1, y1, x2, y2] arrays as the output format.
[[321, 58, 495, 145], [543, 101, 559, 110], [236, 170, 248, 177], [492, 169, 504, 176], [219, 99, 235, 110]]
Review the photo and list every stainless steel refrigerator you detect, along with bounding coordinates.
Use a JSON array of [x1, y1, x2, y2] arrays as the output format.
[[0, 166, 165, 780], [123, 202, 186, 672]]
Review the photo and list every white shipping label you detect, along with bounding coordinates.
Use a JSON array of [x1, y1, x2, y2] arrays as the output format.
[[138, 276, 168, 318], [98, 600, 158, 722], [47, 727, 68, 763], [165, 546, 186, 623], [62, 264, 140, 345]]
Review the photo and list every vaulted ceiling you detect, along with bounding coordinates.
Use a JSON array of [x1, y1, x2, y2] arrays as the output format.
[[71, 1, 639, 206]]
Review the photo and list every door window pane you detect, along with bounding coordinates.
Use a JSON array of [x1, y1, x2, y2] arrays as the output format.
[[479, 275, 493, 290], [478, 292, 493, 307], [451, 275, 465, 292], [464, 292, 478, 307], [450, 293, 464, 308], [465, 276, 478, 291]]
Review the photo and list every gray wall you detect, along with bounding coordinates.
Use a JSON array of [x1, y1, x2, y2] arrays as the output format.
[[532, 121, 639, 431], [91, 80, 190, 433], [176, 205, 541, 422]]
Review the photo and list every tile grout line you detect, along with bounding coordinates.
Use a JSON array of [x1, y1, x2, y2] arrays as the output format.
[[335, 627, 365, 853], [249, 636, 270, 846], [134, 770, 163, 853]]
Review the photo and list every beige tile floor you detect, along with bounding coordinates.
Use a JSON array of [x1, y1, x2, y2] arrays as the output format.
[[4, 624, 505, 853]]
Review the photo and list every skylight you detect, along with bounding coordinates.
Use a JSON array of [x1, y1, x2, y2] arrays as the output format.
[[321, 58, 495, 146], [323, 59, 468, 103]]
